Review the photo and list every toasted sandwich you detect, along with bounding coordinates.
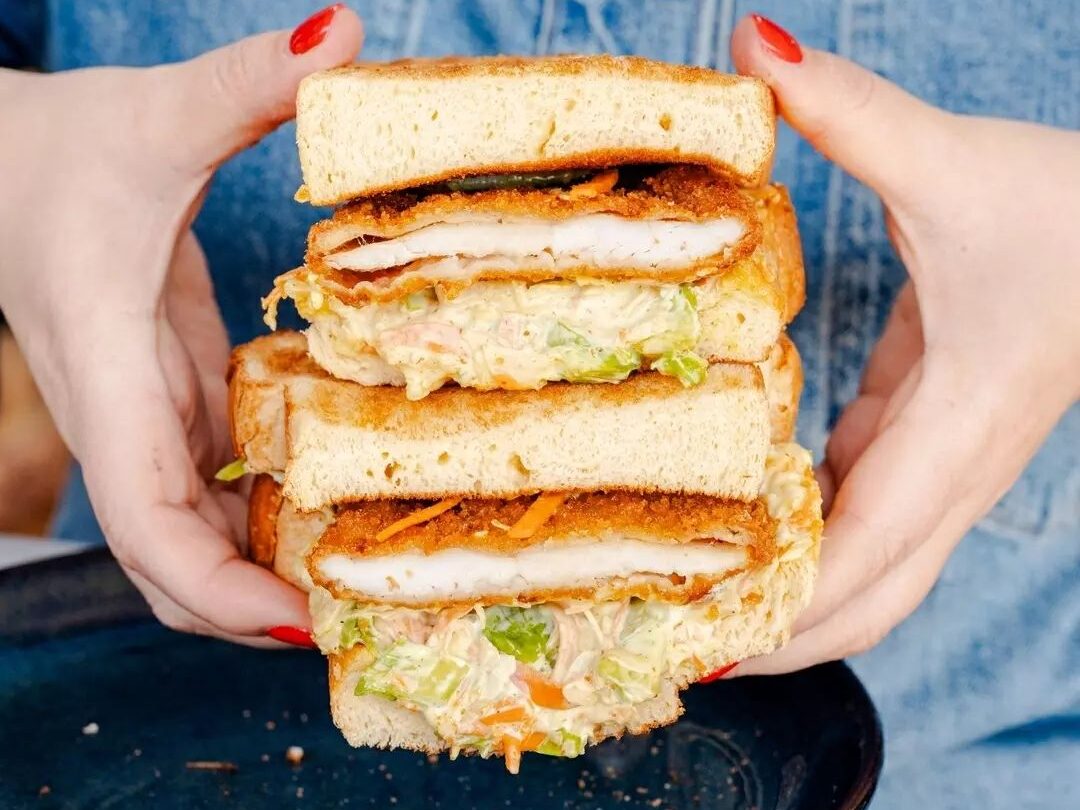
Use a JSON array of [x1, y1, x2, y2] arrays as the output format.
[[229, 54, 821, 773], [264, 58, 801, 400]]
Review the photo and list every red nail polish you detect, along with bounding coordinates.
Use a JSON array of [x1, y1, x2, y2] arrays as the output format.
[[289, 4, 344, 55], [751, 14, 803, 63], [268, 625, 318, 649], [699, 662, 738, 683]]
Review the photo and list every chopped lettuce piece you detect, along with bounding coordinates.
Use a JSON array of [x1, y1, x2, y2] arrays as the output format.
[[415, 658, 469, 705], [651, 350, 707, 387], [563, 346, 642, 383], [354, 645, 411, 701], [340, 616, 375, 651], [536, 730, 585, 758], [547, 321, 590, 348], [355, 641, 468, 707], [214, 458, 247, 482], [403, 289, 436, 312], [482, 606, 554, 666], [637, 286, 700, 356], [550, 322, 642, 382]]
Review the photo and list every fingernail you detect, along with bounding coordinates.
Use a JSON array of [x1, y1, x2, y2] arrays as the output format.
[[699, 662, 739, 683], [751, 14, 803, 63], [289, 4, 345, 55], [268, 625, 318, 649]]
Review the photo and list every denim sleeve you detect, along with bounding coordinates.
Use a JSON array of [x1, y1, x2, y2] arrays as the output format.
[[0, 0, 45, 69]]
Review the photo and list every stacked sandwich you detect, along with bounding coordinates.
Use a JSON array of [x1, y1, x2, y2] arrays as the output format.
[[229, 56, 822, 772]]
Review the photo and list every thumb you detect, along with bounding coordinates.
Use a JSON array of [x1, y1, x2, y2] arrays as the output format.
[[730, 13, 950, 202], [155, 4, 363, 170]]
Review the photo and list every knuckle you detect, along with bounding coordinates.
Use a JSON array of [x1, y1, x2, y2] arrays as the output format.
[[210, 46, 257, 117], [841, 64, 879, 120]]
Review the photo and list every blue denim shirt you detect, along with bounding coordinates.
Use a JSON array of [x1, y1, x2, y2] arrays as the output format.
[[3, 2, 1078, 806]]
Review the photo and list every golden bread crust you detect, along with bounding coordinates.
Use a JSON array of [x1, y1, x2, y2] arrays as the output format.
[[227, 332, 327, 461], [247, 474, 282, 568], [321, 55, 770, 85], [751, 184, 805, 322], [291, 360, 762, 434], [763, 335, 803, 443]]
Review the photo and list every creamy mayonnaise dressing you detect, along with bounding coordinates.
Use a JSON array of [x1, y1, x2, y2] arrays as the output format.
[[297, 277, 701, 398], [327, 215, 745, 272]]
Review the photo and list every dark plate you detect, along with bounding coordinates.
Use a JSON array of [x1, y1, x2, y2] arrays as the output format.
[[0, 549, 882, 809]]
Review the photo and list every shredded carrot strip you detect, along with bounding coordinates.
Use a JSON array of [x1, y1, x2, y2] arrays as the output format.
[[564, 169, 619, 198], [498, 732, 545, 774], [502, 738, 522, 774], [506, 493, 567, 539], [519, 731, 547, 751], [260, 274, 290, 330], [374, 497, 462, 542], [522, 669, 569, 710], [481, 706, 527, 726]]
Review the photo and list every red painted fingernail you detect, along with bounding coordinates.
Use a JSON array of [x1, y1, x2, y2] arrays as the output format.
[[699, 662, 739, 683], [289, 4, 344, 55], [751, 14, 803, 63], [268, 625, 318, 649]]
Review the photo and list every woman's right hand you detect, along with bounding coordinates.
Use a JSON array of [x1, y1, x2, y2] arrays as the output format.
[[0, 5, 363, 644], [729, 14, 1080, 674]]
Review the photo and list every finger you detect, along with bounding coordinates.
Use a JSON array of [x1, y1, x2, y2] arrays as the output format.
[[860, 283, 922, 397], [822, 281, 923, 500], [75, 330, 310, 637], [795, 367, 970, 632], [735, 493, 969, 676], [814, 460, 837, 515], [150, 4, 364, 171], [825, 358, 921, 490], [729, 14, 953, 205], [822, 393, 887, 496], [125, 568, 301, 649], [165, 232, 232, 471]]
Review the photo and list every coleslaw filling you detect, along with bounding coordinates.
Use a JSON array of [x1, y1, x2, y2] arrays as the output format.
[[277, 274, 708, 399], [312, 587, 751, 761]]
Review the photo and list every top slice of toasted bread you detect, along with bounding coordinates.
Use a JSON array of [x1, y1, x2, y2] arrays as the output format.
[[296, 56, 776, 205]]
